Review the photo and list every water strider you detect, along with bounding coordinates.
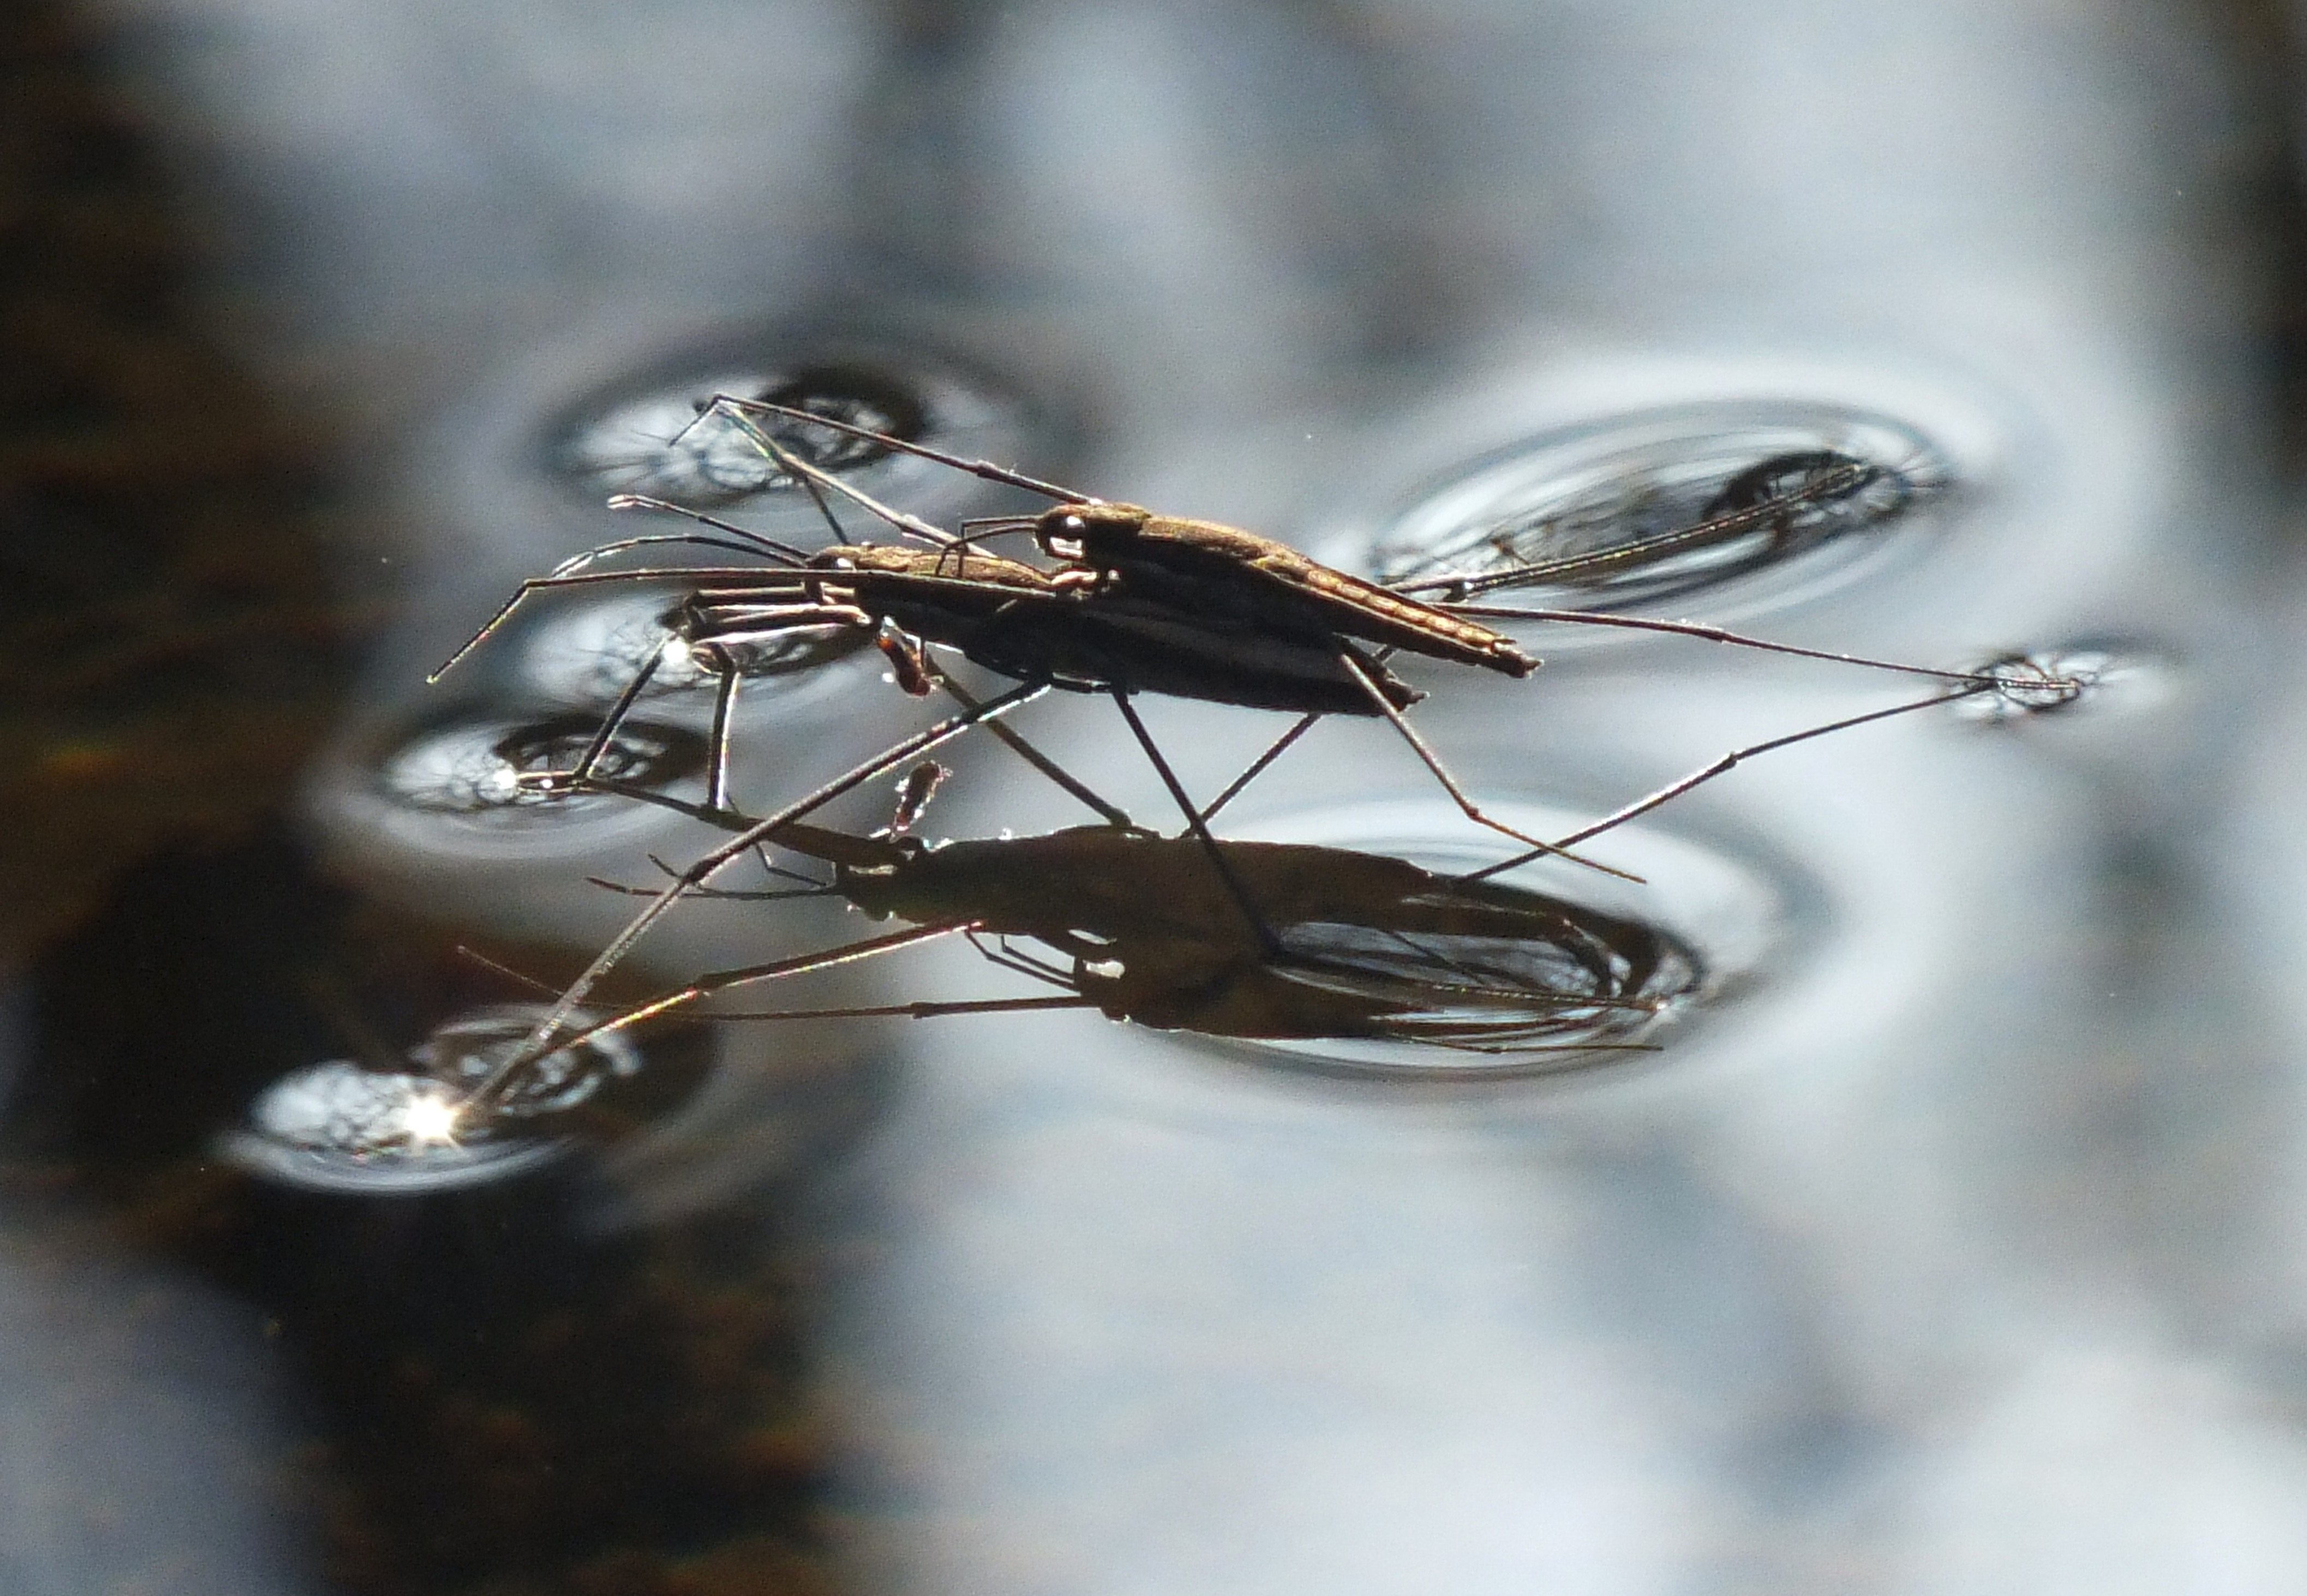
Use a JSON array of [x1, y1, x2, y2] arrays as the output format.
[[430, 401, 2090, 1109], [438, 401, 2078, 844]]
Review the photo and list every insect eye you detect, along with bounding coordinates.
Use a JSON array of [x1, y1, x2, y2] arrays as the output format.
[[1060, 514, 1088, 537]]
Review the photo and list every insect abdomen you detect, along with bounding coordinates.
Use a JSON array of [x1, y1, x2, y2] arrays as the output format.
[[1137, 517, 1538, 677]]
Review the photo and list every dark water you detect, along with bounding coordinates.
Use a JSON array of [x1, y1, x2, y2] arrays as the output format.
[[5, 0, 2304, 1592]]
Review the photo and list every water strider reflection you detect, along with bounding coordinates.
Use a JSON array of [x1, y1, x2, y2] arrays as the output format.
[[516, 803, 1714, 1075], [216, 803, 1722, 1201]]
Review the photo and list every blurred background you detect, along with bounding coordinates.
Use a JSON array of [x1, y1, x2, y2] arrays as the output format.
[[6, 0, 2307, 1591]]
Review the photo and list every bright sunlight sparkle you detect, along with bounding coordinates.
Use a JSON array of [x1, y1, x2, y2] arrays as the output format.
[[401, 1091, 462, 1146]]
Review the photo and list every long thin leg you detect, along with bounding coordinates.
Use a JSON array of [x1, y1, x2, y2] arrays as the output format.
[[705, 402, 962, 548], [708, 395, 1085, 503], [468, 679, 1049, 1108], [1449, 603, 2075, 691], [1199, 711, 1321, 823], [560, 527, 813, 567], [566, 645, 665, 784], [710, 995, 1103, 1022], [1110, 690, 1283, 956], [1428, 1036, 1662, 1057], [788, 467, 852, 545], [586, 875, 832, 902], [566, 610, 868, 796], [454, 945, 565, 997], [1198, 645, 1401, 823], [965, 931, 1079, 989], [935, 524, 1040, 562], [1459, 683, 1990, 884], [1333, 650, 1641, 884], [559, 921, 969, 1049], [703, 650, 741, 809], [572, 805, 851, 895], [428, 566, 808, 683], [929, 663, 1134, 827], [603, 495, 817, 561]]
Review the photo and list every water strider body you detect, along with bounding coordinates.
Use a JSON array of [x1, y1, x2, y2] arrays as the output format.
[[682, 536, 1431, 717]]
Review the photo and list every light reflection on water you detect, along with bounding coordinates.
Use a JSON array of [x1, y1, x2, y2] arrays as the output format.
[[223, 1005, 651, 1193], [369, 713, 707, 818]]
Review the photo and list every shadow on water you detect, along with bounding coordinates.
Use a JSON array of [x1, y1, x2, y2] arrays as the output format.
[[558, 798, 1705, 1072]]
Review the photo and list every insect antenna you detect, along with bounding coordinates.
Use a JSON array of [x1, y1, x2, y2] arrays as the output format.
[[710, 395, 1087, 503]]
